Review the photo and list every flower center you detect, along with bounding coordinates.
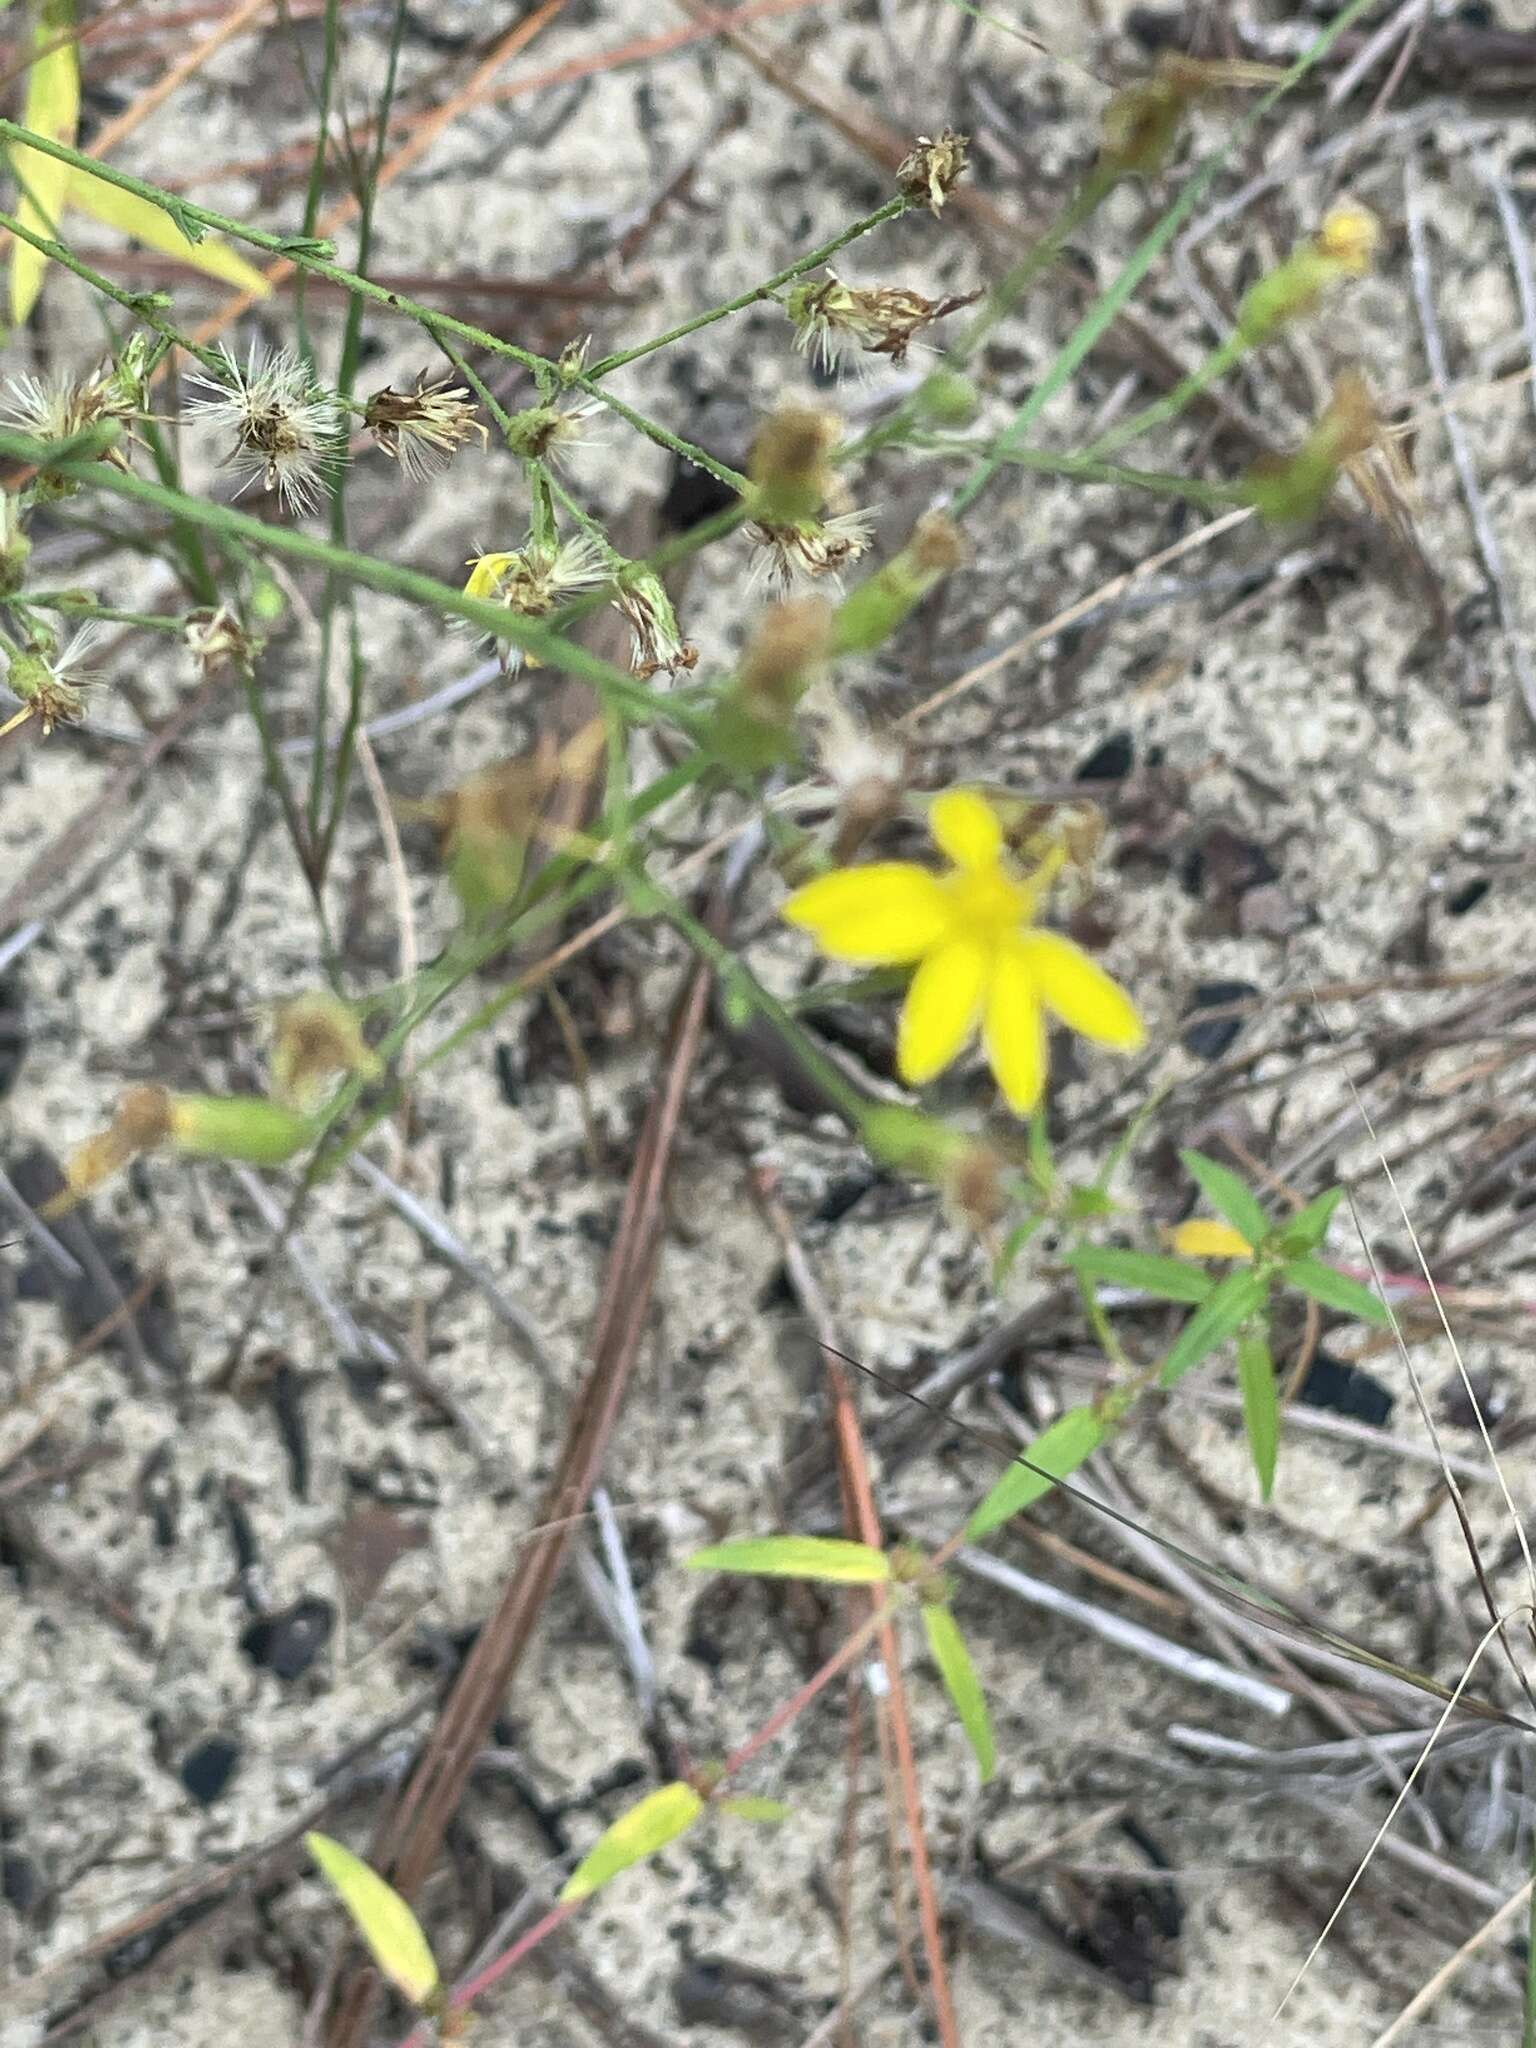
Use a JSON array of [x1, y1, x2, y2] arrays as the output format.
[[944, 861, 1032, 943]]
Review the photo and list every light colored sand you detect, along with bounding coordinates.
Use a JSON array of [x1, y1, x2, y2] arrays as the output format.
[[4, 4, 1536, 2045]]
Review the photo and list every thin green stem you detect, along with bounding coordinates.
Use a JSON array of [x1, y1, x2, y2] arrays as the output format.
[[292, 0, 344, 368], [908, 433, 1241, 508], [0, 206, 223, 373], [6, 594, 189, 632], [1083, 330, 1248, 460], [586, 198, 909, 379], [312, 0, 412, 887]]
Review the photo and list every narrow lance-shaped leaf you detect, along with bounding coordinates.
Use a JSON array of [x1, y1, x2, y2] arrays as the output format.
[[65, 172, 272, 296], [1070, 1245, 1215, 1304], [561, 1781, 704, 1904], [1282, 1256, 1390, 1326], [1236, 1322, 1279, 1500], [1178, 1148, 1270, 1248], [967, 1404, 1103, 1540], [1159, 1268, 1269, 1388], [921, 1601, 995, 1781], [11, 0, 80, 325], [686, 1536, 891, 1583], [305, 1833, 439, 2010], [1277, 1184, 1344, 1257]]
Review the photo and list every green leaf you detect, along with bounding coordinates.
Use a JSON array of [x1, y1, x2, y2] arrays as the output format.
[[1277, 1186, 1344, 1256], [966, 1405, 1103, 1539], [561, 1781, 704, 1903], [1236, 1323, 1278, 1500], [921, 1601, 995, 1781], [993, 1212, 1044, 1284], [1026, 1110, 1054, 1189], [11, 0, 80, 325], [1159, 1268, 1269, 1387], [1179, 1149, 1270, 1248], [717, 1795, 790, 1824], [1070, 1246, 1214, 1304], [685, 1536, 891, 1583], [305, 1833, 439, 2009], [1281, 1257, 1390, 1326], [66, 174, 271, 295]]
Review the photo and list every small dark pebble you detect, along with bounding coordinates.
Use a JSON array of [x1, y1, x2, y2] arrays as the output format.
[[1180, 979, 1259, 1062], [1446, 876, 1490, 916], [1296, 1351, 1395, 1428], [2, 1849, 44, 1917], [660, 453, 742, 536], [240, 1595, 334, 1681], [811, 1170, 880, 1225], [1075, 730, 1135, 783], [0, 974, 26, 1099], [180, 1734, 241, 1806]]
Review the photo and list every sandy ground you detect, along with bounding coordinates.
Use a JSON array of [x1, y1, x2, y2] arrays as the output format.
[[5, 1, 1536, 2043]]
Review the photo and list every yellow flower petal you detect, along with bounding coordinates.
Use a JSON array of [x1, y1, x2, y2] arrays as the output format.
[[929, 788, 1002, 870], [1016, 931, 1143, 1048], [983, 940, 1048, 1113], [1170, 1218, 1254, 1261], [464, 551, 515, 601], [11, 2, 80, 327], [897, 935, 989, 1084], [782, 863, 949, 963]]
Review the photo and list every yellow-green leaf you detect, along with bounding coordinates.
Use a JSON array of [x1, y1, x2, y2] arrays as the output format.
[[685, 1536, 891, 1583], [305, 1832, 439, 2009], [922, 1601, 995, 1781], [966, 1405, 1103, 1539], [560, 1781, 704, 1904], [11, 0, 80, 325], [1237, 1323, 1279, 1500], [717, 1795, 790, 1823], [65, 172, 271, 297]]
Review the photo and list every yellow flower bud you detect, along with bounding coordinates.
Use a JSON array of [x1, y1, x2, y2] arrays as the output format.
[[1170, 1218, 1255, 1261], [165, 1093, 316, 1165], [831, 513, 964, 655], [747, 405, 840, 527]]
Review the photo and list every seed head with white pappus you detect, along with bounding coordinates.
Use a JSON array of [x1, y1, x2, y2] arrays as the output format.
[[2, 623, 103, 738], [186, 343, 341, 515]]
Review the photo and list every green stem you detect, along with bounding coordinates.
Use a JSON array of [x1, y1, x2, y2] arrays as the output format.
[[6, 594, 189, 632], [0, 205, 222, 373], [292, 0, 344, 368], [586, 198, 909, 379], [1083, 330, 1248, 461], [312, 0, 412, 886], [908, 433, 1241, 508]]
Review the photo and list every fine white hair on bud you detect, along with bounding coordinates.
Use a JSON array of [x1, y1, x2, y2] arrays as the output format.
[[746, 507, 875, 597], [185, 343, 341, 516]]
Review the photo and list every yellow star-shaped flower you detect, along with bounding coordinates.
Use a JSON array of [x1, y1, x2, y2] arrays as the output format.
[[782, 789, 1143, 1114]]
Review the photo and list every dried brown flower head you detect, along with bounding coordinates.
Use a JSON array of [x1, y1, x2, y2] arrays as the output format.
[[365, 373, 485, 479], [897, 130, 969, 214]]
